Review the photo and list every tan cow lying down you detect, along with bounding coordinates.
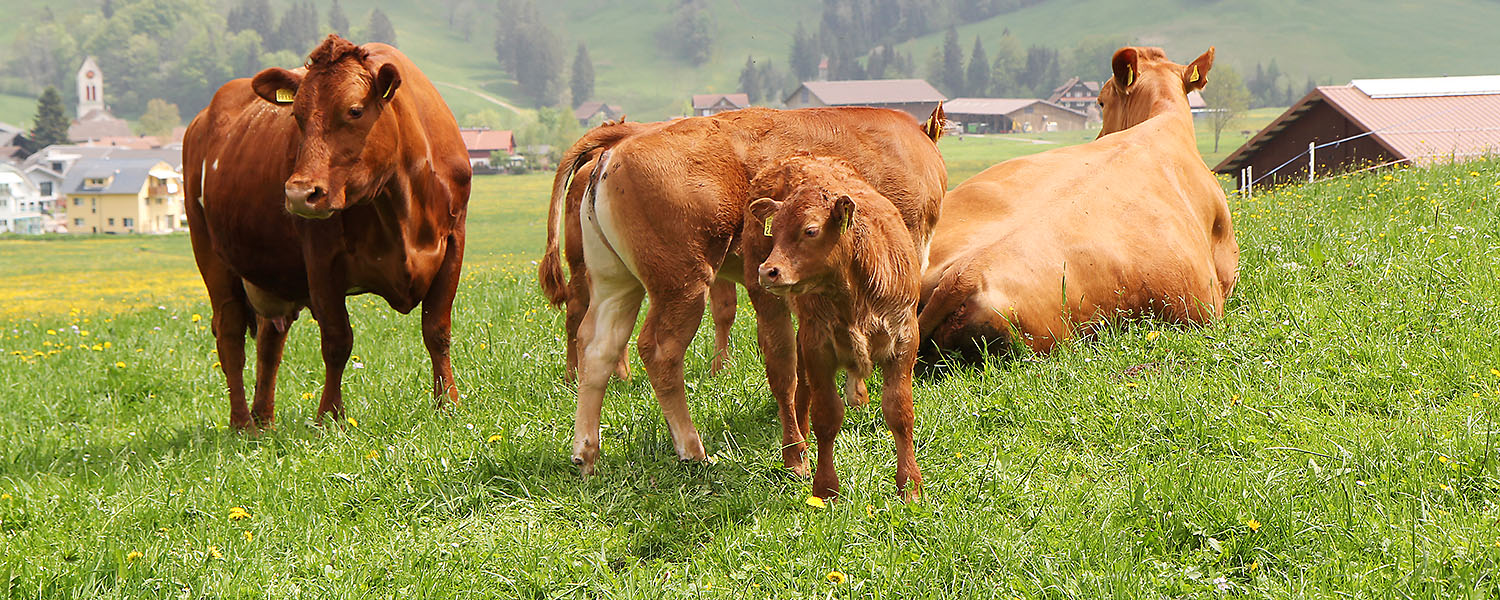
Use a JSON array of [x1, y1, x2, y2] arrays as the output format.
[[747, 156, 923, 500], [539, 120, 739, 382], [919, 47, 1238, 358], [569, 107, 946, 479]]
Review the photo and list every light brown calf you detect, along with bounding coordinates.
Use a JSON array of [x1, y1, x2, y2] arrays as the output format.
[[919, 47, 1238, 358], [746, 155, 923, 500], [571, 107, 946, 477], [538, 122, 741, 382]]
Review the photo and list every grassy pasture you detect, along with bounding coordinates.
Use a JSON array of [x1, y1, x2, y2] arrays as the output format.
[[4, 142, 1500, 597]]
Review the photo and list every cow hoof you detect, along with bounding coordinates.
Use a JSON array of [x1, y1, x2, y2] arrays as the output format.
[[572, 455, 596, 477], [790, 461, 811, 478]]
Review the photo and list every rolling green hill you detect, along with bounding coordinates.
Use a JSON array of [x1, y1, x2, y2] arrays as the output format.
[[2, 0, 1497, 127]]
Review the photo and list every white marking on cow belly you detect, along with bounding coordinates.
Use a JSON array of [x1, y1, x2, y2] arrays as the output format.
[[212, 158, 219, 171], [198, 159, 207, 207]]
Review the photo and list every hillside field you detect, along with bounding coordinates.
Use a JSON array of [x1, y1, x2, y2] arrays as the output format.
[[4, 128, 1500, 596]]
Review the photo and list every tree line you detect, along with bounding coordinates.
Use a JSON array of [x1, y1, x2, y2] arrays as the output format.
[[3, 0, 398, 127]]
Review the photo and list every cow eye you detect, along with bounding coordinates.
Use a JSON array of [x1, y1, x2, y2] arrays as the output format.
[[804, 226, 819, 238], [348, 106, 364, 119]]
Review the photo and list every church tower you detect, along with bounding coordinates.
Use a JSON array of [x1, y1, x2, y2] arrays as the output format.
[[76, 56, 104, 117]]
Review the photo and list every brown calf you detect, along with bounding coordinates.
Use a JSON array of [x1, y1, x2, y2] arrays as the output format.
[[919, 47, 1237, 357], [571, 107, 945, 477], [746, 156, 923, 500], [184, 35, 470, 427]]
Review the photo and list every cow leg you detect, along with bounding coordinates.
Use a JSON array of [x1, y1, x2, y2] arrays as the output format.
[[563, 276, 587, 383], [308, 296, 353, 425], [249, 314, 295, 427], [879, 336, 923, 501], [187, 224, 253, 430], [423, 233, 466, 407], [802, 331, 844, 500], [572, 277, 644, 474], [747, 286, 806, 475], [637, 285, 710, 463], [707, 278, 736, 376]]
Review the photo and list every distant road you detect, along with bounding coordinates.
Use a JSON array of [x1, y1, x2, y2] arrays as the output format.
[[433, 81, 524, 115]]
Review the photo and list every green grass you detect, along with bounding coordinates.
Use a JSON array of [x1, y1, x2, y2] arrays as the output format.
[[0, 93, 35, 130], [5, 145, 1500, 596]]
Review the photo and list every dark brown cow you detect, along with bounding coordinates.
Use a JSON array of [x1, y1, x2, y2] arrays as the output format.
[[539, 120, 739, 382], [746, 155, 923, 500], [183, 35, 471, 427], [919, 47, 1237, 357], [566, 107, 945, 478]]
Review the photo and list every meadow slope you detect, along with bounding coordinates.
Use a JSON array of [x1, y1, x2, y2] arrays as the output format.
[[3, 153, 1500, 597]]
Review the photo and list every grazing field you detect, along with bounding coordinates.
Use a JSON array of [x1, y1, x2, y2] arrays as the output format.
[[4, 148, 1500, 597]]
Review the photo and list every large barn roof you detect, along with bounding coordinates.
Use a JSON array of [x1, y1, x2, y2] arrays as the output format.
[[944, 98, 1086, 118], [788, 79, 946, 106], [1216, 75, 1500, 173]]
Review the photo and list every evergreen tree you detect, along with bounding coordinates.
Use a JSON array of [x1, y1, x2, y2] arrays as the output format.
[[328, 0, 349, 37], [740, 56, 762, 103], [988, 32, 1023, 96], [940, 26, 964, 96], [789, 24, 819, 82], [274, 1, 319, 53], [666, 0, 714, 66], [495, 0, 562, 106], [966, 36, 990, 98], [1019, 44, 1060, 97], [366, 8, 397, 46], [30, 87, 70, 148], [571, 43, 594, 105], [227, 0, 274, 36], [102, 0, 114, 18]]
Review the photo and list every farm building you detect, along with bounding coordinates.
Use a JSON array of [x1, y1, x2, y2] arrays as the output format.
[[574, 101, 625, 127], [62, 158, 185, 234], [783, 79, 946, 122], [691, 93, 750, 116], [943, 98, 1088, 133], [0, 163, 45, 234], [458, 128, 515, 169], [1215, 75, 1500, 188], [1048, 77, 1207, 122]]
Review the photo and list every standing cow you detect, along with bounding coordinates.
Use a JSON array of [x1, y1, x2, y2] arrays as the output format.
[[919, 47, 1238, 358], [183, 35, 471, 428], [746, 155, 924, 500], [565, 107, 946, 478]]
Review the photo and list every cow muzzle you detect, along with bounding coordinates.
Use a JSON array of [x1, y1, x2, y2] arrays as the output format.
[[284, 180, 334, 219], [758, 264, 796, 295]]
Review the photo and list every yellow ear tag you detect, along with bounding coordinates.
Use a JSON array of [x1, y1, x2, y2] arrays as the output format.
[[1189, 65, 1200, 83], [840, 207, 854, 235], [1124, 67, 1134, 87], [275, 88, 294, 103], [763, 214, 773, 237], [383, 84, 394, 99]]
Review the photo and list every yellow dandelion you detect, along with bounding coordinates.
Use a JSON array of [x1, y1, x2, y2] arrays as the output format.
[[347, 417, 359, 428], [366, 449, 379, 460], [1145, 330, 1160, 341], [1440, 483, 1453, 492], [865, 505, 874, 519], [487, 434, 503, 443], [1489, 368, 1499, 377], [102, 341, 111, 349], [805, 496, 827, 509], [207, 546, 223, 560], [115, 361, 127, 368], [227, 506, 251, 521], [1249, 560, 1258, 571], [1438, 455, 1450, 464], [126, 550, 143, 562], [1, 493, 11, 500], [191, 313, 202, 323], [242, 531, 254, 542], [826, 571, 846, 584], [1246, 519, 1262, 532], [91, 343, 103, 351], [1124, 381, 1139, 388], [46, 329, 56, 335], [301, 392, 315, 400]]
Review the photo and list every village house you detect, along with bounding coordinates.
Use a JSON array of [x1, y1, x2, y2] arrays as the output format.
[[0, 163, 46, 234], [573, 101, 625, 127], [943, 98, 1089, 133], [691, 93, 750, 116], [1049, 77, 1207, 122], [62, 158, 185, 234], [458, 128, 516, 170], [783, 79, 946, 122], [1215, 74, 1500, 188]]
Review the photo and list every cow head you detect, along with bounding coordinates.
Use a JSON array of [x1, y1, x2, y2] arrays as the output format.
[[748, 191, 857, 296], [250, 35, 402, 219], [1097, 46, 1214, 138]]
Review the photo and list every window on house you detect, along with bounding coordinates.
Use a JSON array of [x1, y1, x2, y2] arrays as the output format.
[[122, 217, 134, 227], [73, 197, 82, 206], [51, 162, 63, 172], [40, 182, 52, 195], [108, 218, 115, 226], [74, 218, 83, 226]]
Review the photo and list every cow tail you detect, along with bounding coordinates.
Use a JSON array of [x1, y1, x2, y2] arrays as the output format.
[[922, 101, 946, 143], [538, 122, 640, 308]]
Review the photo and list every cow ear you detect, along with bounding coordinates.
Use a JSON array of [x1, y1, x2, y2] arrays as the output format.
[[251, 68, 303, 106], [373, 62, 402, 103], [748, 197, 781, 231], [1183, 47, 1215, 92], [831, 195, 856, 235], [1111, 47, 1139, 91]]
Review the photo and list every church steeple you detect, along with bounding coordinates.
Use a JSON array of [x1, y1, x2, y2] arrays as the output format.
[[76, 56, 104, 117]]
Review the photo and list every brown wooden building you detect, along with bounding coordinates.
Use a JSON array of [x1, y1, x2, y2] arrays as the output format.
[[783, 79, 946, 122], [692, 93, 750, 116], [1216, 75, 1500, 188], [943, 98, 1089, 133]]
